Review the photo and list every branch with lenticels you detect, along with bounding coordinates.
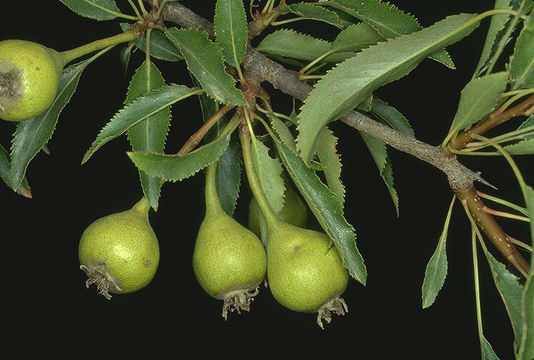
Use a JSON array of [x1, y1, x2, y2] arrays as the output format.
[[154, 0, 530, 276]]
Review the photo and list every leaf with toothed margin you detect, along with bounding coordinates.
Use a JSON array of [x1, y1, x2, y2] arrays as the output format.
[[120, 24, 184, 62], [371, 97, 415, 138], [0, 144, 31, 198], [256, 29, 353, 63], [125, 61, 170, 211], [360, 133, 399, 214], [214, 0, 248, 67], [216, 140, 242, 216], [9, 52, 105, 191], [251, 138, 286, 214], [422, 197, 454, 309], [58, 0, 122, 21], [127, 133, 233, 182], [165, 28, 246, 106], [322, 0, 455, 68], [281, 3, 345, 28], [82, 84, 202, 164], [315, 127, 345, 204], [267, 112, 297, 151], [296, 14, 479, 162], [510, 11, 534, 89], [273, 137, 366, 284]]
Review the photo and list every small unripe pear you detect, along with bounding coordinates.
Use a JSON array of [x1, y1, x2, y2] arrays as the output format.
[[193, 164, 267, 319], [0, 39, 64, 121], [267, 222, 349, 328], [78, 198, 159, 299]]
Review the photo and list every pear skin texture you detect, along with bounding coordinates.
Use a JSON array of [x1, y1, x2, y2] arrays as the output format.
[[267, 223, 349, 313], [0, 39, 63, 121], [248, 185, 308, 238], [193, 212, 267, 299], [78, 209, 160, 294]]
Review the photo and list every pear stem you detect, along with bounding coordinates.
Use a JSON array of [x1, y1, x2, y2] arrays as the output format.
[[132, 196, 151, 218], [204, 162, 224, 216], [239, 128, 281, 230], [60, 30, 136, 66]]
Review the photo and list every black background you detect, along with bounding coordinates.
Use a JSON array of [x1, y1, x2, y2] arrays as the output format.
[[2, 0, 532, 358]]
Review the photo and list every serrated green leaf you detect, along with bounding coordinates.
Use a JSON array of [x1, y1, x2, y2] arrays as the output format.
[[281, 3, 344, 28], [267, 112, 297, 151], [422, 197, 454, 308], [360, 133, 398, 214], [120, 24, 183, 62], [125, 61, 170, 210], [518, 271, 534, 360], [510, 12, 534, 89], [297, 14, 479, 161], [274, 138, 366, 284], [323, 0, 455, 68], [331, 22, 383, 53], [371, 97, 415, 138], [58, 0, 122, 21], [474, 0, 514, 76], [214, 0, 248, 67], [0, 143, 11, 187], [127, 133, 232, 182], [517, 185, 534, 359], [447, 72, 509, 140], [518, 114, 534, 130], [120, 44, 133, 73], [256, 29, 353, 62], [251, 138, 285, 213], [216, 140, 242, 216], [315, 127, 345, 204], [481, 336, 501, 360], [83, 85, 202, 164], [504, 138, 534, 154], [9, 54, 100, 190], [165, 28, 246, 105], [484, 251, 524, 346]]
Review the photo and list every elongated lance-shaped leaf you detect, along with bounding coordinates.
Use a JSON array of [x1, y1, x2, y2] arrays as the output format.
[[330, 23, 383, 53], [58, 0, 122, 20], [518, 271, 534, 360], [165, 28, 246, 106], [120, 24, 183, 62], [9, 53, 102, 190], [273, 138, 366, 284], [371, 97, 415, 138], [315, 127, 345, 204], [0, 144, 11, 188], [127, 132, 233, 182], [473, 0, 515, 76], [505, 138, 534, 155], [297, 14, 479, 162], [510, 12, 534, 89], [256, 29, 353, 63], [481, 336, 501, 360], [125, 61, 170, 210], [517, 185, 534, 359], [323, 0, 454, 68], [445, 72, 509, 142], [251, 139, 285, 214], [267, 112, 297, 151], [82, 85, 202, 164], [281, 3, 345, 29], [214, 0, 248, 67], [216, 140, 242, 216], [483, 251, 524, 346], [360, 133, 398, 214], [422, 197, 455, 309]]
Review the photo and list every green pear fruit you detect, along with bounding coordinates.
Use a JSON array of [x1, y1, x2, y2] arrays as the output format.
[[193, 163, 267, 319], [0, 39, 64, 121], [78, 197, 159, 299], [248, 181, 308, 242], [267, 221, 349, 328]]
